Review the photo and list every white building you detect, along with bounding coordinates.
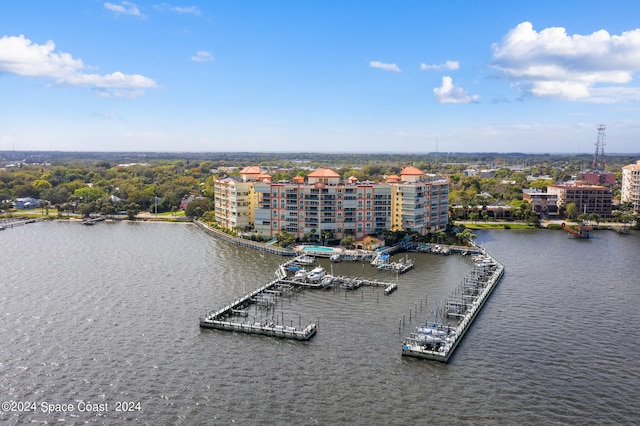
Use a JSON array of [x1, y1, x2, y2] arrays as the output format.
[[621, 160, 640, 213]]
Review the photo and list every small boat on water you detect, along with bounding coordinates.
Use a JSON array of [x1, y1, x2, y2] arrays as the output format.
[[371, 252, 390, 267], [341, 278, 361, 290], [295, 255, 316, 265], [321, 274, 334, 288], [415, 323, 449, 339], [330, 253, 341, 262], [306, 266, 326, 283], [287, 263, 302, 271], [293, 269, 308, 281], [377, 257, 414, 273]]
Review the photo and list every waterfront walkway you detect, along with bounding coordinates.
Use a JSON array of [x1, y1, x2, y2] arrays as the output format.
[[193, 220, 296, 256], [0, 217, 44, 229]]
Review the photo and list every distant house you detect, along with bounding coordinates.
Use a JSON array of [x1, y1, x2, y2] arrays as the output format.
[[14, 197, 40, 209], [479, 169, 496, 179], [522, 189, 558, 216], [180, 196, 195, 210], [355, 235, 384, 250], [180, 195, 207, 211]]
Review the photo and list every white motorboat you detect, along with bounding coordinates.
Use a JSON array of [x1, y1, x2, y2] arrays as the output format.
[[321, 274, 334, 288], [293, 269, 308, 281], [295, 255, 315, 265], [306, 266, 326, 283]]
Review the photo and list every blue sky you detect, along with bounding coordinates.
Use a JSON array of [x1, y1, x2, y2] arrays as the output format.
[[1, 1, 640, 154]]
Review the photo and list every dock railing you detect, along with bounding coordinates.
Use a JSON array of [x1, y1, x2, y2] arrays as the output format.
[[194, 220, 296, 256]]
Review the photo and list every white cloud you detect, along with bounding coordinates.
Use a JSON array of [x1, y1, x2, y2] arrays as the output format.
[[191, 50, 214, 62], [92, 112, 126, 121], [491, 21, 640, 102], [420, 60, 459, 71], [369, 61, 401, 72], [104, 1, 142, 17], [0, 35, 157, 98], [172, 6, 202, 15], [433, 76, 479, 104], [154, 4, 202, 15]]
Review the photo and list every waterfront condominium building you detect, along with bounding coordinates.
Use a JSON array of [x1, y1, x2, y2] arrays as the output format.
[[522, 189, 559, 217], [215, 166, 449, 240], [547, 182, 613, 218], [621, 160, 640, 213], [214, 166, 272, 232]]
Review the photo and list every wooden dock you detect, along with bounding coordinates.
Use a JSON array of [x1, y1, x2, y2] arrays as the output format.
[[401, 249, 504, 363], [0, 217, 44, 229], [200, 259, 399, 340], [199, 277, 318, 340]]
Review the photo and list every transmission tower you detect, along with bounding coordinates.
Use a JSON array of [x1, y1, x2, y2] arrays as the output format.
[[591, 124, 606, 171]]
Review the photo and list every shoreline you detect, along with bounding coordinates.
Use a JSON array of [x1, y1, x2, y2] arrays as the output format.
[[3, 212, 635, 236]]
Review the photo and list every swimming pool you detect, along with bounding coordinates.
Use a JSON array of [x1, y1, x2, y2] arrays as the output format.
[[302, 246, 335, 253]]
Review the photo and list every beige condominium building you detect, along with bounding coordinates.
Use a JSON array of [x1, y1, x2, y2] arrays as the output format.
[[547, 182, 613, 218], [621, 160, 640, 213], [215, 166, 449, 241]]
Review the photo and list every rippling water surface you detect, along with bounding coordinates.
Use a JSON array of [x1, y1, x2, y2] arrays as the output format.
[[1, 222, 639, 425]]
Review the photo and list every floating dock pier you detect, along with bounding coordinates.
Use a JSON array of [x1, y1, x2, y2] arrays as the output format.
[[401, 249, 504, 363], [200, 257, 400, 340], [199, 277, 318, 340], [0, 217, 43, 229]]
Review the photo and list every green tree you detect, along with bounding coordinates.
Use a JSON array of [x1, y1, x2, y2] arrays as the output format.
[[275, 230, 295, 247], [13, 184, 39, 198], [565, 202, 579, 220], [340, 235, 355, 248], [126, 203, 140, 220], [73, 187, 105, 202], [321, 230, 333, 245], [185, 198, 212, 218], [456, 228, 476, 245]]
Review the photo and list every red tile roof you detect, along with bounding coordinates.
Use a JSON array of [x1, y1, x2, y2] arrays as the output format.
[[308, 168, 340, 178], [400, 166, 423, 176], [240, 166, 261, 175]]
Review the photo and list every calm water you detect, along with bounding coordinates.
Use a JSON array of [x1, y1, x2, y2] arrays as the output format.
[[1, 221, 639, 425]]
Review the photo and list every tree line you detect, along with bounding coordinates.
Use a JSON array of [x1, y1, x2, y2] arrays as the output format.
[[1, 152, 638, 226]]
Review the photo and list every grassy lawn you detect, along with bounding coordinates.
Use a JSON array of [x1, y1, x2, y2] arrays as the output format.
[[1, 210, 188, 221], [155, 210, 185, 217], [461, 222, 537, 230], [1, 209, 52, 219]]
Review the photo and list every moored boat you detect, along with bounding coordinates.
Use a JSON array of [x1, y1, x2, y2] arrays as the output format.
[[293, 269, 308, 281], [321, 274, 334, 288], [295, 255, 316, 265], [306, 266, 326, 283]]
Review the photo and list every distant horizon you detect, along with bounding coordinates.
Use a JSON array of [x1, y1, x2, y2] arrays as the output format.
[[2, 2, 640, 153], [2, 149, 639, 157]]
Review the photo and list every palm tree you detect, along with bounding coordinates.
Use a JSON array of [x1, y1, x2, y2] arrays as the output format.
[[456, 228, 476, 245], [321, 230, 332, 246]]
